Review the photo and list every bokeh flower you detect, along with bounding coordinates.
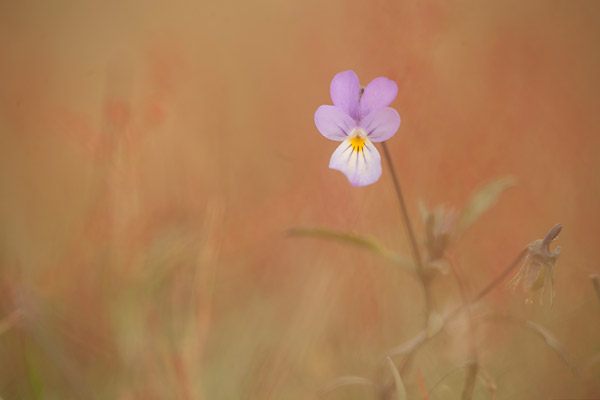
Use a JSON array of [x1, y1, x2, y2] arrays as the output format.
[[314, 70, 401, 187]]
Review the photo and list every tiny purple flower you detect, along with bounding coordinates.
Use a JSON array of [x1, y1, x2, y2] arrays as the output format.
[[314, 70, 401, 187]]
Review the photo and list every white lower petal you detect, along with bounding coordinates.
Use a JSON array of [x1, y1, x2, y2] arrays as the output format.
[[329, 138, 382, 187]]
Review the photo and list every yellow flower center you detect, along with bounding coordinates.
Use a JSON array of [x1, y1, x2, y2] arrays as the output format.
[[350, 134, 366, 152]]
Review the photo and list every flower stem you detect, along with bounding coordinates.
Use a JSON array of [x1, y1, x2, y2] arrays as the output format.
[[381, 141, 432, 331], [380, 142, 424, 272]]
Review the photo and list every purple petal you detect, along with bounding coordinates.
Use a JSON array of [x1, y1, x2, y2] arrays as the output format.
[[359, 107, 401, 142], [315, 105, 357, 141], [329, 138, 382, 187], [330, 70, 360, 120], [358, 77, 398, 120]]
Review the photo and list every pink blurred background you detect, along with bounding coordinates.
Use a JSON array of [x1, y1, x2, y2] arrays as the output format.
[[1, 1, 599, 398]]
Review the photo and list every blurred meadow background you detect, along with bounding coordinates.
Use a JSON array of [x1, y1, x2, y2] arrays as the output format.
[[1, 1, 600, 399]]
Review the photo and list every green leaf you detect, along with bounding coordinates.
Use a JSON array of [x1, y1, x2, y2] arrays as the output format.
[[387, 357, 407, 400], [286, 227, 415, 272], [457, 177, 516, 235]]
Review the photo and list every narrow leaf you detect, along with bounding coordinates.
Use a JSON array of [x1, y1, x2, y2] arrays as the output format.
[[286, 227, 415, 272], [457, 177, 516, 235]]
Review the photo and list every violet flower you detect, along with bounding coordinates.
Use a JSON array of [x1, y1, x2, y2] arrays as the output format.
[[314, 70, 401, 187]]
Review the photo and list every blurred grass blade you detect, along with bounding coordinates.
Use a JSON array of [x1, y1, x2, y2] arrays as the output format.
[[428, 364, 473, 397], [286, 227, 415, 272], [590, 274, 600, 303], [0, 310, 22, 336], [427, 312, 444, 338], [416, 369, 431, 400], [485, 313, 579, 376], [25, 343, 44, 400], [462, 361, 478, 400], [418, 199, 429, 224], [524, 320, 579, 376], [387, 357, 407, 400], [319, 376, 378, 394], [384, 330, 429, 359], [457, 177, 516, 235], [477, 366, 497, 400]]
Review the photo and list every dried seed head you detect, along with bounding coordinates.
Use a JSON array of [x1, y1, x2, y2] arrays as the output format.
[[507, 224, 562, 307]]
